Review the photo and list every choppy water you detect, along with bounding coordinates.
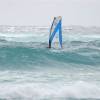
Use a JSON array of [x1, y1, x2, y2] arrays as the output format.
[[0, 26, 100, 100]]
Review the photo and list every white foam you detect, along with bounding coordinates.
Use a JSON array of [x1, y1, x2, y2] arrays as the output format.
[[0, 81, 100, 99]]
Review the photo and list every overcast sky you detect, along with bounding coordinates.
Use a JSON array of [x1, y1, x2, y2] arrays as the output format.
[[0, 0, 100, 26]]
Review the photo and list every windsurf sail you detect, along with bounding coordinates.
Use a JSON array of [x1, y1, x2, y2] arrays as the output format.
[[49, 16, 62, 48]]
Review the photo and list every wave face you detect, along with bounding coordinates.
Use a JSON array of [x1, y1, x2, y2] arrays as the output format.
[[0, 26, 100, 100]]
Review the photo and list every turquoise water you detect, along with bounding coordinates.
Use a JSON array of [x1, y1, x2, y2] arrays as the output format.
[[0, 26, 100, 100]]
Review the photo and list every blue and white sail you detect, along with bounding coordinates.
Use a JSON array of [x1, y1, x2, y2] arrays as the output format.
[[49, 16, 62, 48]]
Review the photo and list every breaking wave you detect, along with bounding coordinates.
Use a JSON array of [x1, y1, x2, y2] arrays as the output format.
[[0, 26, 100, 100]]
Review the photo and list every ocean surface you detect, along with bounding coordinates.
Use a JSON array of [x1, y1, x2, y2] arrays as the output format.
[[0, 26, 100, 100]]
